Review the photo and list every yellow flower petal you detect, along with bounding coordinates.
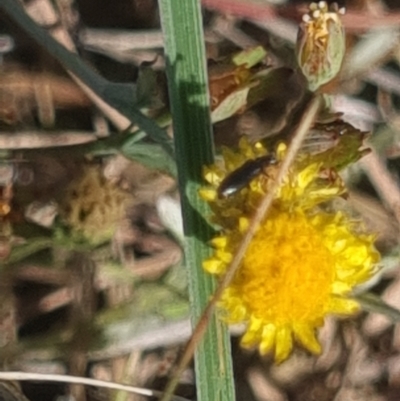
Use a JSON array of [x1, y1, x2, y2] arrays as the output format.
[[203, 166, 222, 185], [211, 236, 228, 249], [198, 187, 217, 201], [215, 249, 233, 264], [239, 217, 250, 233], [329, 296, 360, 315], [293, 323, 321, 355], [259, 324, 276, 354], [203, 258, 224, 274], [275, 326, 293, 363]]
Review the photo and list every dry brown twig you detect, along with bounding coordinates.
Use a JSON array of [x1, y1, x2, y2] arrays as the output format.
[[0, 371, 191, 401], [360, 150, 400, 226], [24, 0, 133, 131]]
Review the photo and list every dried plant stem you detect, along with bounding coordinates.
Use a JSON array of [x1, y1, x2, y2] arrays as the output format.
[[0, 372, 189, 401], [24, 0, 132, 131], [161, 95, 321, 401], [361, 150, 400, 225]]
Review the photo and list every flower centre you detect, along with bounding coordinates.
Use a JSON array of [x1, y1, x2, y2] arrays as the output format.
[[240, 211, 335, 325]]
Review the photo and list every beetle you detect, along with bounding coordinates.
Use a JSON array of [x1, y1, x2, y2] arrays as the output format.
[[218, 154, 277, 198]]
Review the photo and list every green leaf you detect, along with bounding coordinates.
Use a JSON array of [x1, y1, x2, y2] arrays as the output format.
[[355, 292, 400, 322], [211, 86, 250, 123], [1, 237, 53, 267], [308, 120, 369, 170], [121, 141, 177, 177], [232, 45, 267, 68], [137, 65, 166, 110]]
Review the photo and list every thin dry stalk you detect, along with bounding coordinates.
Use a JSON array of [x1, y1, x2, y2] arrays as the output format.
[[24, 0, 132, 131], [0, 372, 190, 401], [360, 150, 400, 226]]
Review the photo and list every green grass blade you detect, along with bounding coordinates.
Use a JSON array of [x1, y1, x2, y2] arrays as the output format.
[[158, 1, 236, 401]]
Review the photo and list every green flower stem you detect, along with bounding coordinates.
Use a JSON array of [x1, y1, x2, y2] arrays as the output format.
[[158, 1, 235, 401]]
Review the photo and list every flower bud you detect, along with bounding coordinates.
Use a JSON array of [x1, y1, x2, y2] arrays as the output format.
[[296, 1, 345, 91]]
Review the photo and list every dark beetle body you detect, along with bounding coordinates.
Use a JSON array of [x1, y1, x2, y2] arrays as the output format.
[[218, 154, 277, 198]]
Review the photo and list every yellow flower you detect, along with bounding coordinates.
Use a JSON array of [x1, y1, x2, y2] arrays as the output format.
[[201, 139, 380, 362]]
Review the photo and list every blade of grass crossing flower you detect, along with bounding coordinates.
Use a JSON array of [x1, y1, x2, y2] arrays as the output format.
[[158, 1, 235, 401]]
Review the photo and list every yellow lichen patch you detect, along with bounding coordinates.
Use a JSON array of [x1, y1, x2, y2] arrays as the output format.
[[60, 165, 130, 245]]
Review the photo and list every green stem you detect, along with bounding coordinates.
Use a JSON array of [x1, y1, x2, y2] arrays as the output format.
[[158, 0, 236, 401]]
